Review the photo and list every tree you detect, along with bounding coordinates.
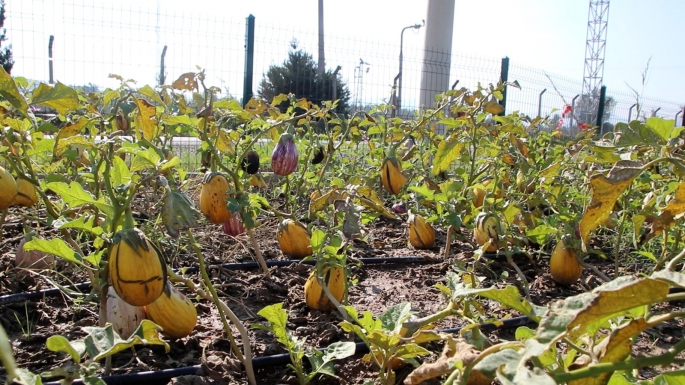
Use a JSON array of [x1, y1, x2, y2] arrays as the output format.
[[258, 49, 350, 113], [574, 90, 616, 126], [0, 0, 13, 74]]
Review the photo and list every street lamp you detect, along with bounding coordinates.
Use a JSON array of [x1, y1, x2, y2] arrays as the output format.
[[395, 21, 424, 118]]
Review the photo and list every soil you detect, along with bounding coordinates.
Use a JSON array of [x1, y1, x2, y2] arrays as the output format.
[[1, 193, 684, 385]]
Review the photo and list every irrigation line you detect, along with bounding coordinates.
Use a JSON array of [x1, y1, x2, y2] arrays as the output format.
[[42, 316, 533, 385], [0, 257, 431, 305]]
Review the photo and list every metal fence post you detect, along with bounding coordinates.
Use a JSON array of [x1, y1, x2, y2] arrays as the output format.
[[682, 106, 685, 127], [499, 57, 509, 116], [48, 35, 54, 84], [537, 88, 546, 117], [596, 85, 607, 132], [242, 14, 255, 108], [628, 103, 637, 122]]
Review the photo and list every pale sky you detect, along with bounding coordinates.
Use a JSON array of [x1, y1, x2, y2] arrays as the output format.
[[5, 0, 684, 120]]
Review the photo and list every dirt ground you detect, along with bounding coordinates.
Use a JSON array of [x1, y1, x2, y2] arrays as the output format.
[[1, 206, 684, 385]]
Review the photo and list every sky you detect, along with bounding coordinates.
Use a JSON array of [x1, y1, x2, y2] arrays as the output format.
[[4, 0, 685, 119]]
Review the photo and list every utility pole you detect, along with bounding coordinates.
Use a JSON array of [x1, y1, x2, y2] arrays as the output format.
[[317, 0, 325, 77]]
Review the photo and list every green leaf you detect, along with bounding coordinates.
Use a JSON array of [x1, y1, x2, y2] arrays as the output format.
[[253, 303, 292, 348], [0, 324, 21, 383], [525, 224, 557, 245], [82, 320, 169, 361], [31, 82, 79, 115], [108, 155, 132, 188], [408, 184, 435, 200], [311, 229, 326, 254], [654, 370, 685, 385], [0, 67, 30, 117], [130, 147, 161, 172], [379, 302, 412, 334], [53, 216, 103, 236], [432, 138, 464, 176], [475, 349, 523, 378], [23, 238, 84, 266], [163, 115, 196, 126], [646, 117, 675, 142], [137, 85, 165, 106], [321, 341, 356, 362], [454, 285, 545, 322], [46, 335, 82, 363], [394, 343, 431, 359], [46, 181, 114, 218], [367, 330, 400, 351], [516, 327, 558, 370]]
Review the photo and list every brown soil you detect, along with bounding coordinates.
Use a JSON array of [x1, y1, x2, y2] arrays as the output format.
[[1, 203, 683, 385]]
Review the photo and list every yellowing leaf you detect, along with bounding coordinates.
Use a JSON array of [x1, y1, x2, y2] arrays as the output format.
[[0, 67, 29, 117], [432, 138, 464, 176], [565, 278, 668, 341], [171, 72, 197, 91], [245, 98, 267, 115], [642, 182, 685, 244], [54, 117, 90, 156], [509, 133, 529, 158], [137, 85, 165, 106], [271, 93, 288, 106], [484, 100, 504, 115], [31, 82, 79, 115], [579, 161, 642, 248], [134, 98, 157, 141], [216, 129, 235, 154]]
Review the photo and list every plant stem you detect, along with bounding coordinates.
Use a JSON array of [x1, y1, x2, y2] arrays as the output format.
[[247, 227, 270, 277], [665, 247, 685, 271], [184, 230, 256, 385], [444, 225, 453, 260]]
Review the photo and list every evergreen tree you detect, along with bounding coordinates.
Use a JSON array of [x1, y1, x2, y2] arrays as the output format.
[[0, 0, 13, 74], [258, 49, 350, 113]]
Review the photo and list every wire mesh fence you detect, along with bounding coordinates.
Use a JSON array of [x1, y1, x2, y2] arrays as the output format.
[[5, 0, 685, 169]]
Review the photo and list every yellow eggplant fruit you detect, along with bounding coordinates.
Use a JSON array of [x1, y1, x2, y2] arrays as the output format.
[[109, 228, 167, 307], [199, 172, 233, 224], [408, 213, 435, 249], [277, 219, 313, 258], [145, 281, 197, 339], [473, 212, 501, 252], [380, 156, 408, 195], [0, 166, 17, 209], [304, 266, 345, 311], [550, 237, 583, 285], [12, 177, 38, 207]]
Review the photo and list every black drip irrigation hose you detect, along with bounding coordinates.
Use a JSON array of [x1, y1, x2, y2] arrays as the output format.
[[43, 315, 533, 385], [0, 257, 431, 305]]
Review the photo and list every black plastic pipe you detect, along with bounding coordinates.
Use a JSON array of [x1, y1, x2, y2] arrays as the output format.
[[43, 316, 533, 385], [0, 257, 431, 305]]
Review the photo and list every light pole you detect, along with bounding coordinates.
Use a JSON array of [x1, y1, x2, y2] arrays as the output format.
[[396, 21, 424, 118]]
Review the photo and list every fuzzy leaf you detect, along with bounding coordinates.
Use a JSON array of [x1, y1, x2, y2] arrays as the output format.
[[432, 138, 464, 176], [46, 181, 113, 217], [46, 335, 82, 363], [31, 82, 79, 115], [82, 320, 169, 361], [536, 277, 669, 345], [137, 85, 165, 106], [642, 182, 685, 244], [579, 161, 642, 248], [379, 302, 413, 334], [0, 67, 29, 117], [646, 117, 676, 141], [253, 303, 291, 348], [134, 98, 158, 141], [23, 238, 84, 266]]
